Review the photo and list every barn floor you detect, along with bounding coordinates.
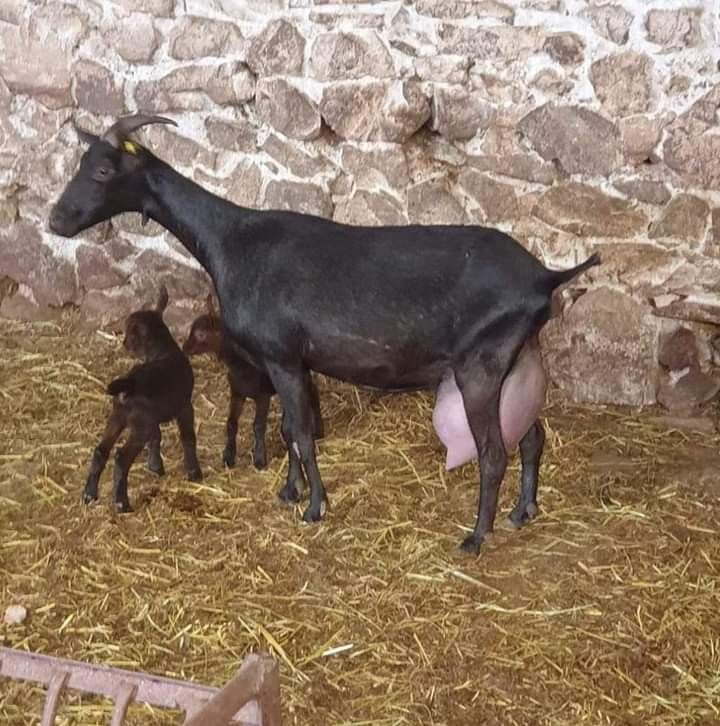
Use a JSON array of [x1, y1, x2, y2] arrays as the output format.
[[0, 318, 719, 726]]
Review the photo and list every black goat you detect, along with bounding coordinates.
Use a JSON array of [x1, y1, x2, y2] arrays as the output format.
[[50, 115, 600, 553], [182, 296, 323, 472], [83, 284, 202, 512]]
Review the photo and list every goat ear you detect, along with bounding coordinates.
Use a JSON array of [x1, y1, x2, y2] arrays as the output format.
[[74, 123, 99, 146], [205, 293, 216, 316], [156, 285, 169, 314]]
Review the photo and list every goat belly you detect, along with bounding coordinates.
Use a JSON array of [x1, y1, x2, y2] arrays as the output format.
[[432, 342, 547, 470]]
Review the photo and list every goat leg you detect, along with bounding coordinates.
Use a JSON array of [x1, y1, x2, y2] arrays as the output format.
[[223, 393, 244, 469], [277, 410, 305, 504], [177, 403, 203, 482], [309, 377, 324, 440], [453, 334, 528, 554], [268, 364, 327, 522], [146, 426, 165, 477], [111, 434, 146, 513], [506, 420, 545, 529], [83, 407, 125, 505], [252, 394, 271, 470]]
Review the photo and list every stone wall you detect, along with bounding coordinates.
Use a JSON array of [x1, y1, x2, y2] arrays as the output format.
[[1, 0, 719, 408]]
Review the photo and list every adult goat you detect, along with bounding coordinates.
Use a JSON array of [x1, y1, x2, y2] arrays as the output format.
[[49, 115, 600, 554]]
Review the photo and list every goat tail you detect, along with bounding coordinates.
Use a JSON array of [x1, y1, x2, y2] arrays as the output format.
[[544, 252, 601, 291], [107, 376, 134, 397]]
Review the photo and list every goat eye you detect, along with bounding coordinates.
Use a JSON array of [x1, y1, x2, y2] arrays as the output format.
[[93, 166, 112, 182]]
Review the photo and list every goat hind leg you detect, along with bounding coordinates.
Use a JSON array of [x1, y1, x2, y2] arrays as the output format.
[[111, 428, 147, 513], [177, 403, 203, 482], [223, 393, 244, 469], [454, 342, 521, 554], [146, 426, 164, 476], [252, 394, 270, 470], [507, 419, 545, 529], [83, 407, 126, 505]]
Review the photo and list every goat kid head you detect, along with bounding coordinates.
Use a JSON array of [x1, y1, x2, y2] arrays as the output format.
[[49, 114, 176, 238], [183, 294, 222, 357], [123, 285, 171, 360]]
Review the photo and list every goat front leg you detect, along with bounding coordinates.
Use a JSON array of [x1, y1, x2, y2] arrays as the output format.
[[177, 403, 203, 482], [223, 392, 245, 469], [252, 394, 271, 470], [146, 425, 165, 477], [83, 407, 126, 505], [269, 364, 327, 521], [507, 419, 545, 529], [277, 409, 306, 505]]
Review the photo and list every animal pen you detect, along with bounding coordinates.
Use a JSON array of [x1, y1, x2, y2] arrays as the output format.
[[1, 319, 719, 723], [0, 646, 280, 725]]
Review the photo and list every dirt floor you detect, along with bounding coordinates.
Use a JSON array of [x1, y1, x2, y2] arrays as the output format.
[[1, 317, 719, 725]]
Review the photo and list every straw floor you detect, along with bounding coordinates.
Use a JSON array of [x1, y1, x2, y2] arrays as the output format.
[[1, 317, 719, 725]]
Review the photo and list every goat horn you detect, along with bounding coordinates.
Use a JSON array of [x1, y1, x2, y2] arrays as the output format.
[[155, 284, 169, 314], [102, 114, 177, 148], [205, 293, 216, 316]]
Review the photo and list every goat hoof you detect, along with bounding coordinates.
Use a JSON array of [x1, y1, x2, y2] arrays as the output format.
[[302, 505, 322, 524], [222, 451, 236, 469], [81, 491, 98, 506], [148, 463, 165, 477], [506, 502, 538, 530], [253, 453, 268, 470], [277, 485, 301, 506], [187, 469, 203, 483], [114, 499, 133, 514], [503, 515, 522, 530], [459, 535, 482, 555]]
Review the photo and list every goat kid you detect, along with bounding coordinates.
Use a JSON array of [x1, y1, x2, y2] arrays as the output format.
[[83, 285, 202, 513], [183, 296, 324, 475], [51, 115, 599, 554]]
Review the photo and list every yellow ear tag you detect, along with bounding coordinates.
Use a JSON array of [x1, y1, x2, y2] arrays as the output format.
[[123, 140, 138, 155]]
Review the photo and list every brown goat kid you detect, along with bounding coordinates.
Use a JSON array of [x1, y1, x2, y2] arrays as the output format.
[[183, 297, 324, 475], [83, 286, 202, 513]]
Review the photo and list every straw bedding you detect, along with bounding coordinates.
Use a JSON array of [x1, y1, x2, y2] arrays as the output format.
[[1, 317, 719, 725]]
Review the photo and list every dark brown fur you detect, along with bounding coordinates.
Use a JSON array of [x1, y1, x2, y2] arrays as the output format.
[[83, 285, 202, 512]]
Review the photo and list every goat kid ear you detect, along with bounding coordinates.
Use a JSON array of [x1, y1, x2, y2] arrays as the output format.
[[156, 285, 169, 314]]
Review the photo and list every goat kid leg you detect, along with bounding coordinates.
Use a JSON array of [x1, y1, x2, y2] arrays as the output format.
[[146, 426, 165, 477], [177, 403, 203, 482], [252, 394, 271, 470], [277, 410, 306, 505], [507, 419, 545, 529], [111, 426, 148, 513], [269, 365, 327, 521], [309, 376, 324, 440], [83, 407, 126, 505], [223, 393, 245, 469]]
